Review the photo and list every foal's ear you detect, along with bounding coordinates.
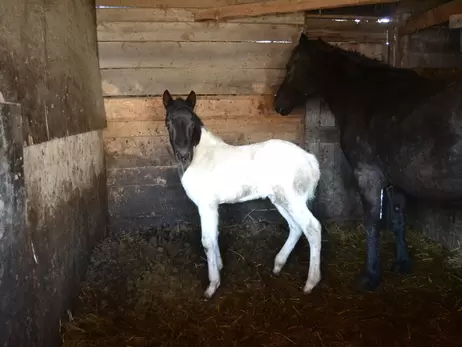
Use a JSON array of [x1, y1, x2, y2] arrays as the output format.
[[186, 90, 196, 108], [162, 90, 173, 109]]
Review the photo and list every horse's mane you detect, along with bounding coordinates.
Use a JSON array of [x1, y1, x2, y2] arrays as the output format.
[[313, 39, 424, 82]]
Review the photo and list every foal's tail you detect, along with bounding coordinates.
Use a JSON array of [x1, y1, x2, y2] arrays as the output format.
[[302, 151, 321, 202]]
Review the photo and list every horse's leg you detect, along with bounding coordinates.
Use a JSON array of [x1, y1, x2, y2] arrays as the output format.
[[286, 200, 322, 293], [198, 204, 221, 298], [271, 203, 303, 275], [353, 165, 384, 291], [385, 186, 411, 273]]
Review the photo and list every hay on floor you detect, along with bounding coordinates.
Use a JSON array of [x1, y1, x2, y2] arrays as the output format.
[[61, 221, 462, 347]]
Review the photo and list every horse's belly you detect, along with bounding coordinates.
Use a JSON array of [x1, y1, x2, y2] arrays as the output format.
[[386, 158, 462, 200]]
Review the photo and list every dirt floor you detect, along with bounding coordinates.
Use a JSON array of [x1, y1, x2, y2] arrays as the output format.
[[61, 221, 462, 347]]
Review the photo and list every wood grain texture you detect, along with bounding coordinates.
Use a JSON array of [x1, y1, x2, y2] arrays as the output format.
[[1, 1, 105, 145], [194, 0, 400, 22], [305, 14, 390, 43], [304, 29, 387, 43], [101, 68, 287, 96], [98, 41, 295, 69], [399, 0, 462, 35], [96, 7, 304, 24], [107, 181, 285, 230], [96, 0, 262, 8], [104, 95, 298, 122], [104, 130, 303, 169], [449, 13, 462, 29], [97, 21, 302, 42], [105, 116, 303, 138]]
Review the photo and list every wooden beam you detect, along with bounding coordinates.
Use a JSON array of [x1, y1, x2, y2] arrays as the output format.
[[194, 0, 400, 22], [449, 13, 462, 28], [399, 0, 462, 35], [95, 0, 257, 8]]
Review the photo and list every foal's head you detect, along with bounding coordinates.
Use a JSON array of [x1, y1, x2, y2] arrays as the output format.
[[274, 33, 327, 116], [163, 90, 203, 166]]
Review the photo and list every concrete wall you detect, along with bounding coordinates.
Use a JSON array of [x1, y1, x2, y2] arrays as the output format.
[[0, 0, 108, 346]]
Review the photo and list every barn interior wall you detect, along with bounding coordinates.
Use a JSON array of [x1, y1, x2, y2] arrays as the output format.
[[395, 4, 462, 251], [99, 4, 306, 232], [0, 1, 107, 346]]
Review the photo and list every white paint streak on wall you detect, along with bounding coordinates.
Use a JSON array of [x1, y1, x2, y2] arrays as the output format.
[[0, 199, 6, 239], [23, 130, 105, 228], [0, 117, 13, 240]]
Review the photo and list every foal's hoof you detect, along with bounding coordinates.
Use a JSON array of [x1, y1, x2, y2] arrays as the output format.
[[392, 259, 411, 274], [204, 281, 220, 299], [356, 273, 381, 292]]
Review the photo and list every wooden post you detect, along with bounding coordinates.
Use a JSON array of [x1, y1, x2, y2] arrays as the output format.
[[0, 101, 34, 347], [395, 12, 411, 68]]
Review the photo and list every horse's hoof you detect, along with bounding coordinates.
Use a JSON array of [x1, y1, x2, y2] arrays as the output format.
[[356, 273, 381, 292], [392, 259, 411, 274]]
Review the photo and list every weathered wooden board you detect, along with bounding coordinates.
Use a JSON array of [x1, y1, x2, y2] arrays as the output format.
[[96, 0, 262, 8], [408, 52, 462, 68], [193, 0, 399, 22], [304, 97, 362, 221], [98, 41, 295, 69], [101, 68, 287, 96], [1, 1, 106, 145], [97, 22, 302, 42], [107, 182, 285, 230], [106, 164, 287, 229], [400, 0, 462, 35], [409, 25, 461, 52], [304, 29, 387, 43], [96, 7, 305, 24], [104, 95, 301, 122], [449, 13, 462, 29], [104, 130, 303, 168], [104, 116, 303, 138], [0, 101, 30, 347], [305, 15, 389, 43], [107, 165, 180, 187]]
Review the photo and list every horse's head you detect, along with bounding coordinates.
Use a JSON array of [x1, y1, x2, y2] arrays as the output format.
[[163, 89, 203, 166], [274, 33, 326, 116]]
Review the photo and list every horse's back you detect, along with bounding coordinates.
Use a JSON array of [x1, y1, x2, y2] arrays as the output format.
[[378, 79, 462, 200]]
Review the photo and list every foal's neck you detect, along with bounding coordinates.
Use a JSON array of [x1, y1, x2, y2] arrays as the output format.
[[196, 127, 228, 150]]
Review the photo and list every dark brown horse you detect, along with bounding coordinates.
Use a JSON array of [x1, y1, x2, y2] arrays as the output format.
[[274, 33, 462, 291]]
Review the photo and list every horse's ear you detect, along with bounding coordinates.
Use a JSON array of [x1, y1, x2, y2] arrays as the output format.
[[162, 90, 173, 109], [186, 90, 196, 108], [299, 32, 310, 45]]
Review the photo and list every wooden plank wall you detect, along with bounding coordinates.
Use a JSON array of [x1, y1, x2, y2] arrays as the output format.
[[97, 4, 391, 231], [396, 4, 462, 251], [98, 4, 305, 231]]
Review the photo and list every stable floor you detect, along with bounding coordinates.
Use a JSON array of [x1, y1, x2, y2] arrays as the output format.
[[62, 221, 462, 347]]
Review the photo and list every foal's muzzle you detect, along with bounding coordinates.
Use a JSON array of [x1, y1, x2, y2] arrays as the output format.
[[175, 150, 191, 163]]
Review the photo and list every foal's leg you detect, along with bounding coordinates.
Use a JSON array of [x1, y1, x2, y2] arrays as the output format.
[[271, 203, 303, 275], [353, 165, 384, 291], [198, 204, 221, 298], [385, 186, 411, 273], [286, 200, 322, 293]]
